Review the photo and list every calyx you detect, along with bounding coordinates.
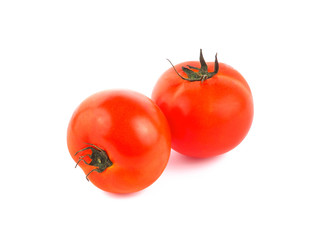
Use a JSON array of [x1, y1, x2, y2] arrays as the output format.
[[167, 49, 219, 82], [74, 143, 113, 181]]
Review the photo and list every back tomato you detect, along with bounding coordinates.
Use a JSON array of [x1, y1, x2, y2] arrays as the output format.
[[67, 90, 171, 193], [152, 50, 254, 158]]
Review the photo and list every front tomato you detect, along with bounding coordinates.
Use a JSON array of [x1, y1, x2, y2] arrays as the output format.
[[152, 50, 254, 158], [67, 90, 171, 193]]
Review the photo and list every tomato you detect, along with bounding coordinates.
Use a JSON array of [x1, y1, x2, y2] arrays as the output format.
[[67, 90, 171, 193], [151, 50, 254, 158]]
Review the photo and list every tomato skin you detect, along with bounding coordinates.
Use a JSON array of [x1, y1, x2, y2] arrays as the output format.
[[152, 60, 254, 158], [67, 90, 171, 193]]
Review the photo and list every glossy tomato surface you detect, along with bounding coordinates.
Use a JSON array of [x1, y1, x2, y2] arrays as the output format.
[[152, 52, 253, 158], [67, 90, 171, 193]]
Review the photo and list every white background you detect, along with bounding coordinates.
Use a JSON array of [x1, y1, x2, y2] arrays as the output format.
[[1, 0, 314, 239]]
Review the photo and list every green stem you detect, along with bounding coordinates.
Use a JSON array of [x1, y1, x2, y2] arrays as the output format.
[[74, 143, 113, 181], [168, 49, 219, 82]]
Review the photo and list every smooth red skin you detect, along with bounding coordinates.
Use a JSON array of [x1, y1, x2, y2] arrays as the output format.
[[152, 61, 254, 158], [67, 90, 171, 193]]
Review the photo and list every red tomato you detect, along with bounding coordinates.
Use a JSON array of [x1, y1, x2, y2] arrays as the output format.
[[151, 50, 254, 158], [67, 90, 171, 193]]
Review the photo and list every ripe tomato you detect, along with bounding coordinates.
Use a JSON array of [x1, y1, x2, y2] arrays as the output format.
[[151, 50, 254, 158], [67, 90, 171, 193]]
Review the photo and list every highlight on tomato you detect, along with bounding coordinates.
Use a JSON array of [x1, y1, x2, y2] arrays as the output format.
[[151, 50, 254, 158], [67, 90, 171, 193]]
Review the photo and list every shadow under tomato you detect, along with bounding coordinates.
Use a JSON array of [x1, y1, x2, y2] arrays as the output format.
[[165, 150, 223, 172], [103, 189, 144, 198]]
